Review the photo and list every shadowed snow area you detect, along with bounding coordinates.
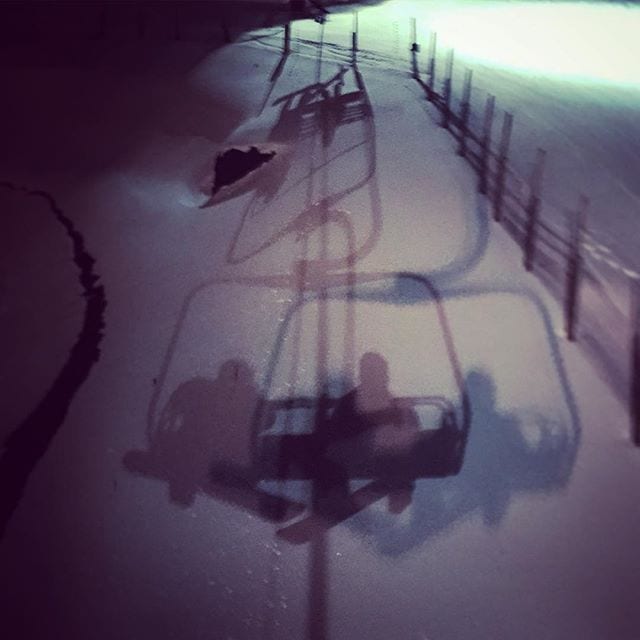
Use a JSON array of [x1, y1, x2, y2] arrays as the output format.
[[0, 2, 639, 640]]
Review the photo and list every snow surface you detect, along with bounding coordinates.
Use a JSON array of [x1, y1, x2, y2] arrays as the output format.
[[291, 1, 640, 274], [0, 3, 639, 640]]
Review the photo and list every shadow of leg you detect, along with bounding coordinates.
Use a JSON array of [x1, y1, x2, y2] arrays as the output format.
[[208, 461, 305, 523]]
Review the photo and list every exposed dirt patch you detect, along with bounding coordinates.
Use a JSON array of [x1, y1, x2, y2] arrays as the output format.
[[211, 146, 276, 197]]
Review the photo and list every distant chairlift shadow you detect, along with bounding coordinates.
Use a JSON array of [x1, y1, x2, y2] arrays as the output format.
[[224, 62, 378, 265]]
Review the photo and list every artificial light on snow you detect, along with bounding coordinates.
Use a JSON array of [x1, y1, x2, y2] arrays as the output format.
[[410, 1, 640, 87]]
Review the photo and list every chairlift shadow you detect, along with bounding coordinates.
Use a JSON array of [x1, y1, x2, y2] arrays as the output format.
[[123, 272, 471, 532], [125, 35, 582, 640], [221, 60, 380, 267]]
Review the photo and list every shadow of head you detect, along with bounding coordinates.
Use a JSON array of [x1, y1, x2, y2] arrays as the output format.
[[465, 368, 497, 415], [358, 351, 388, 391], [217, 358, 255, 387]]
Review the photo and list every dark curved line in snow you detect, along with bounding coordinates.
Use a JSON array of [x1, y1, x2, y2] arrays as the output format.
[[0, 182, 106, 540]]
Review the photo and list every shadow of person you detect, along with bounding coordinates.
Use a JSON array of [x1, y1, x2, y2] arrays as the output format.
[[354, 368, 577, 557], [325, 353, 421, 509], [463, 369, 573, 526], [123, 359, 303, 521], [461, 369, 521, 526], [274, 352, 424, 544], [319, 353, 422, 514]]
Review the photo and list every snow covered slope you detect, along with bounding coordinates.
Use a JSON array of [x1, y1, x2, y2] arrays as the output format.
[[0, 5, 639, 640]]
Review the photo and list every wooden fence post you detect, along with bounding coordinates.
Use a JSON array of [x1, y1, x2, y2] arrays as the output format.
[[441, 49, 454, 129], [523, 148, 546, 271], [478, 94, 495, 195], [427, 32, 437, 101], [630, 279, 640, 445], [493, 111, 513, 221], [352, 12, 358, 57], [284, 22, 291, 53], [565, 195, 588, 342], [457, 69, 473, 157], [410, 17, 420, 78]]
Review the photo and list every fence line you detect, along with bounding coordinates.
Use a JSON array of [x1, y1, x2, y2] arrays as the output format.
[[407, 22, 639, 444], [269, 13, 640, 445]]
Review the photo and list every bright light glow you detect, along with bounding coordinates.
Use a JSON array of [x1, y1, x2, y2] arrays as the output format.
[[397, 1, 640, 87]]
